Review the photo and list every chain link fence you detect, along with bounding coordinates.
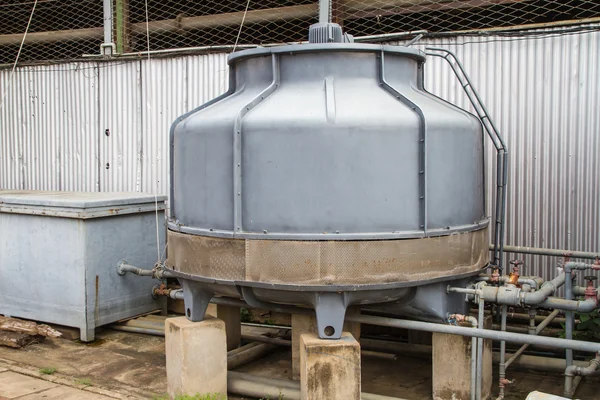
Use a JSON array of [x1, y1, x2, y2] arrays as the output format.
[[1, 0, 600, 65]]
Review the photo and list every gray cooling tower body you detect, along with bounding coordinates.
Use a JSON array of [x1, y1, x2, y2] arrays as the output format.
[[167, 43, 489, 338]]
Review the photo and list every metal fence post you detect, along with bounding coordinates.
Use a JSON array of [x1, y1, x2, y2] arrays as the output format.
[[101, 0, 115, 55]]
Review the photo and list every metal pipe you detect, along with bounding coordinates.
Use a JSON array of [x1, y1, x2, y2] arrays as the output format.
[[109, 325, 164, 336], [358, 338, 591, 373], [227, 343, 278, 370], [565, 267, 575, 368], [493, 244, 600, 260], [476, 300, 485, 400], [538, 297, 598, 312], [319, 0, 330, 23], [227, 371, 407, 400], [346, 314, 600, 353], [521, 273, 565, 305], [117, 262, 154, 276], [483, 309, 570, 325], [117, 261, 175, 279], [102, 0, 112, 45], [564, 352, 600, 398], [497, 305, 508, 399], [477, 275, 541, 290]]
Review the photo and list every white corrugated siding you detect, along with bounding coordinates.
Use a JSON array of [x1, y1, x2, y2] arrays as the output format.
[[408, 30, 600, 283], [1, 63, 99, 192], [0, 28, 598, 284]]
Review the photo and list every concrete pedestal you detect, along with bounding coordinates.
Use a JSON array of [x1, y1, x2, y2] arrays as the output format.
[[291, 309, 360, 380], [165, 316, 227, 398], [217, 304, 241, 351], [300, 332, 361, 400], [432, 319, 492, 400]]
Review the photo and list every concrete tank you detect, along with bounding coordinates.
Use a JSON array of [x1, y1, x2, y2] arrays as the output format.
[[167, 42, 488, 338]]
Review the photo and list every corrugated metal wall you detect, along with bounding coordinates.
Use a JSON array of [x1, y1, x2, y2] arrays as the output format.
[[1, 28, 599, 282], [410, 31, 600, 282]]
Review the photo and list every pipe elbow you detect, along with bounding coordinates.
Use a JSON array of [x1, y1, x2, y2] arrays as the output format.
[[564, 364, 579, 377], [576, 298, 598, 313]]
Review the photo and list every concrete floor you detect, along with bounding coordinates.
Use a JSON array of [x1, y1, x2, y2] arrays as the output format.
[[0, 369, 114, 400], [0, 326, 598, 399]]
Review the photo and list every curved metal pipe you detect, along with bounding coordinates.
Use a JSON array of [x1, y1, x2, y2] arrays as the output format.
[[520, 273, 565, 305], [564, 353, 600, 398]]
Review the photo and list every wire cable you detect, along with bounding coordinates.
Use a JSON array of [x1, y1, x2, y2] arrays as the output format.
[[0, 0, 38, 112], [233, 0, 251, 52], [143, 0, 162, 263]]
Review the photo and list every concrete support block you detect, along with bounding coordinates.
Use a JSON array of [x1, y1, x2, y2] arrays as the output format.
[[300, 332, 361, 400], [165, 316, 227, 398], [216, 304, 241, 351], [292, 314, 318, 380], [432, 319, 492, 400], [292, 310, 361, 380]]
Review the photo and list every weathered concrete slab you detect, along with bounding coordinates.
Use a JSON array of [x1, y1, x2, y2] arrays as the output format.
[[0, 371, 57, 398], [18, 386, 112, 399]]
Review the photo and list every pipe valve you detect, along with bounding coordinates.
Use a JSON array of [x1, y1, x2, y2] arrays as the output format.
[[584, 276, 598, 301], [508, 260, 523, 285]]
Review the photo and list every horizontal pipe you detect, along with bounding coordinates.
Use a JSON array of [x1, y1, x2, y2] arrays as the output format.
[[347, 314, 600, 353], [359, 338, 591, 374], [0, 4, 317, 46], [227, 371, 407, 400], [228, 343, 277, 370], [493, 244, 600, 260], [539, 297, 598, 313], [109, 325, 163, 336], [113, 322, 594, 375], [483, 309, 571, 325], [491, 324, 562, 337]]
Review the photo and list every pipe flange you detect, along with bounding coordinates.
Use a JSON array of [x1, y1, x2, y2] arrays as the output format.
[[116, 259, 129, 276]]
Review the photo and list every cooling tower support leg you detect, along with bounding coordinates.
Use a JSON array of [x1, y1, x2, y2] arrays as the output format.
[[300, 332, 361, 400], [312, 292, 350, 339], [165, 316, 227, 398], [180, 280, 214, 322], [432, 321, 493, 400]]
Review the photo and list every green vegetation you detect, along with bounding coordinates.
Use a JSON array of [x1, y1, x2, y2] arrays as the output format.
[[39, 367, 57, 375], [75, 378, 92, 386], [561, 310, 600, 342], [240, 307, 254, 323]]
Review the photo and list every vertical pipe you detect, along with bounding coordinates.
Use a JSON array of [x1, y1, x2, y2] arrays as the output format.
[[470, 335, 477, 400], [319, 0, 331, 23], [565, 268, 574, 367], [476, 299, 485, 400], [103, 0, 113, 45], [498, 305, 507, 399]]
